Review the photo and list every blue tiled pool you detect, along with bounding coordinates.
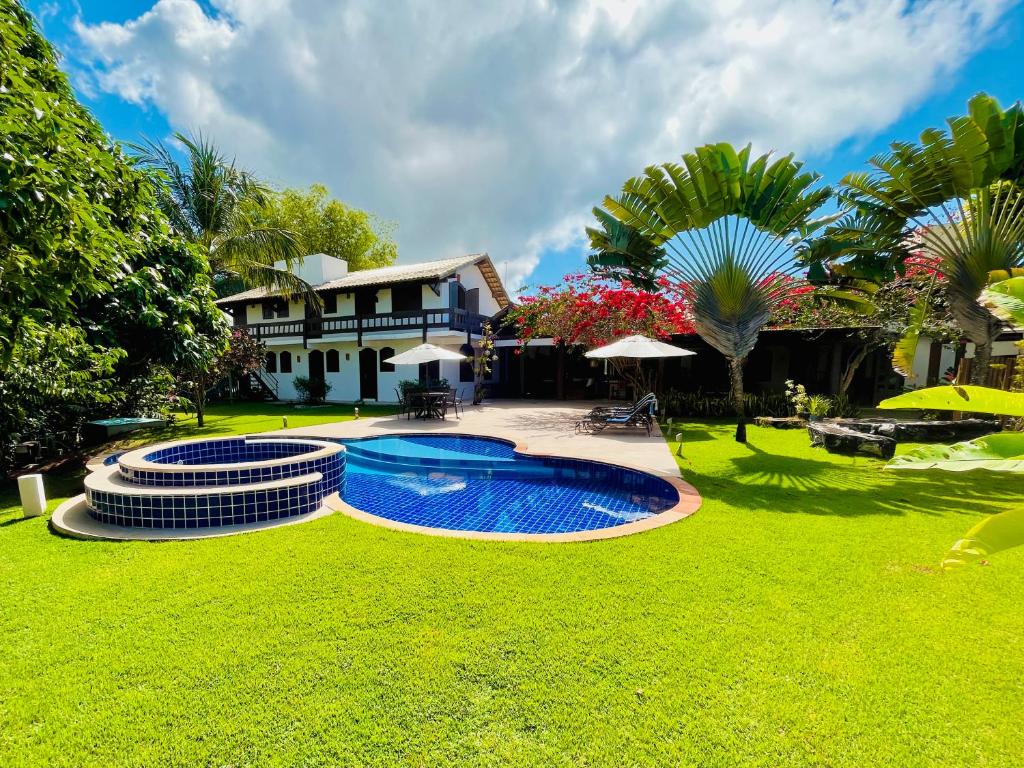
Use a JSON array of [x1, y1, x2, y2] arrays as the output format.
[[338, 435, 678, 535]]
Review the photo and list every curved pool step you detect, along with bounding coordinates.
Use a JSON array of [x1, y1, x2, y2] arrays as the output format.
[[345, 452, 548, 478], [116, 436, 344, 487], [84, 460, 341, 530], [342, 442, 517, 472]]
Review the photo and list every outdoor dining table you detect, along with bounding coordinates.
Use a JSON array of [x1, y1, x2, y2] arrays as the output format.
[[409, 390, 449, 420]]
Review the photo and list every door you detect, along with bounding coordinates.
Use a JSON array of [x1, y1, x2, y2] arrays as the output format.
[[308, 349, 325, 383], [359, 348, 378, 400], [355, 290, 377, 316]]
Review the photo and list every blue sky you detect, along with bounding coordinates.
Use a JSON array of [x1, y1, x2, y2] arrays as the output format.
[[27, 0, 1024, 291]]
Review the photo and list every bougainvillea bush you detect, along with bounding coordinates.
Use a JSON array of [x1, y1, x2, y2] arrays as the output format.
[[509, 273, 693, 347], [507, 273, 693, 396]]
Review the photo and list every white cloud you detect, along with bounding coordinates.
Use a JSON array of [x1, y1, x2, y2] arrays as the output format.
[[73, 0, 1010, 287]]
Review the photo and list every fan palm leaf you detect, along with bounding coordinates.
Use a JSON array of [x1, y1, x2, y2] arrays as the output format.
[[807, 94, 1024, 384], [585, 209, 668, 290], [598, 142, 833, 441]]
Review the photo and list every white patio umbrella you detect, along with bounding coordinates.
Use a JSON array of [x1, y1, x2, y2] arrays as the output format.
[[584, 335, 695, 359], [585, 335, 695, 401], [383, 343, 467, 365]]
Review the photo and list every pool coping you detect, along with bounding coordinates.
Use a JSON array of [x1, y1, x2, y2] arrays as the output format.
[[49, 492, 340, 542], [74, 428, 701, 543], [84, 462, 325, 495], [115, 436, 342, 474], [325, 430, 701, 542]]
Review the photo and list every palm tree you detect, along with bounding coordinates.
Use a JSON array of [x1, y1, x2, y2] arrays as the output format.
[[596, 142, 833, 441], [818, 93, 1024, 384], [585, 209, 668, 291], [130, 132, 310, 298]]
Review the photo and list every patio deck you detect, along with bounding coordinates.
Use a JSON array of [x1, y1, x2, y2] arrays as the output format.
[[274, 399, 682, 479]]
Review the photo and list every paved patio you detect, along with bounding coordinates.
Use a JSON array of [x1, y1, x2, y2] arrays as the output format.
[[272, 399, 682, 479]]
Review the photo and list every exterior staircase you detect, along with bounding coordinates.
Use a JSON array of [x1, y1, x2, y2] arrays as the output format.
[[245, 367, 279, 401]]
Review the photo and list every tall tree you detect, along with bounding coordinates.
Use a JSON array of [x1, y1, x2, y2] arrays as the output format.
[[261, 184, 397, 271], [0, 2, 228, 460], [0, 1, 167, 364], [594, 143, 833, 441], [130, 132, 309, 297], [811, 93, 1024, 384]]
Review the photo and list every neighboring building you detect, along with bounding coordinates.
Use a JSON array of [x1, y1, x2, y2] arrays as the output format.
[[216, 253, 510, 402]]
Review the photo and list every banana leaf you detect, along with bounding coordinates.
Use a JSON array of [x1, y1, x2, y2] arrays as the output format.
[[886, 432, 1024, 472], [980, 276, 1024, 327], [891, 298, 928, 379], [878, 385, 1024, 417], [943, 506, 1024, 570]]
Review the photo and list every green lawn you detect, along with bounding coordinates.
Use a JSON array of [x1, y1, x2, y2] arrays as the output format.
[[2, 405, 1022, 767]]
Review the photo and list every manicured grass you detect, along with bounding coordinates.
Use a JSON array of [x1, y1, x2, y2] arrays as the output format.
[[1, 407, 1022, 766]]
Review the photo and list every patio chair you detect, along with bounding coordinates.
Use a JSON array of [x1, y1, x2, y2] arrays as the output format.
[[575, 395, 658, 437], [394, 387, 413, 420], [446, 388, 464, 419]]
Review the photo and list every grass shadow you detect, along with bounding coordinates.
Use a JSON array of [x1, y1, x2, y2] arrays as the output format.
[[680, 429, 1024, 519]]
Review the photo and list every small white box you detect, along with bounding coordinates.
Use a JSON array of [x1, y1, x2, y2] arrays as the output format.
[[18, 474, 46, 518]]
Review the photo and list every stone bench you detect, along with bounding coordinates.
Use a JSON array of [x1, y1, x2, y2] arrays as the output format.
[[832, 418, 999, 443], [753, 416, 806, 429], [807, 421, 896, 459]]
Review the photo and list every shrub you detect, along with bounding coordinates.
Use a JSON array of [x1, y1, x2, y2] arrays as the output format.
[[806, 394, 833, 418], [661, 389, 790, 419], [293, 376, 332, 404]]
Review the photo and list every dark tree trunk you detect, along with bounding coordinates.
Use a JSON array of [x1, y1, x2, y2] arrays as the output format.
[[839, 344, 871, 395], [556, 343, 565, 400], [730, 356, 747, 443], [970, 338, 993, 386], [194, 384, 206, 427]]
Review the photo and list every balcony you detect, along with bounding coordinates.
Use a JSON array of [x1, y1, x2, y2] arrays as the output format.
[[241, 307, 488, 345]]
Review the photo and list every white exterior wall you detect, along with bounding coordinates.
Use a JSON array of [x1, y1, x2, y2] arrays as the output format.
[[264, 337, 469, 403], [908, 336, 958, 386], [245, 303, 264, 325], [456, 265, 502, 315], [422, 283, 445, 309]]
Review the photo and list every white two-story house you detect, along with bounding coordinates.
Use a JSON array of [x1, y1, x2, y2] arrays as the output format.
[[216, 253, 511, 402]]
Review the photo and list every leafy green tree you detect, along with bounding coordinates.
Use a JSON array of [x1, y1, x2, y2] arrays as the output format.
[[594, 143, 833, 441], [0, 3, 229, 455], [130, 132, 309, 297], [809, 93, 1024, 384], [0, 1, 170, 364], [262, 184, 397, 271]]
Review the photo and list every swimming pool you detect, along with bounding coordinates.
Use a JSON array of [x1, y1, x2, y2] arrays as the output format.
[[338, 434, 680, 536]]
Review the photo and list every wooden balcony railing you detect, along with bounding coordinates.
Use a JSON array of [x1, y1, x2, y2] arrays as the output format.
[[242, 308, 488, 346]]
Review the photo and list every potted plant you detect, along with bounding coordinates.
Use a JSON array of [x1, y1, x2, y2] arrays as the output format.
[[806, 394, 833, 422]]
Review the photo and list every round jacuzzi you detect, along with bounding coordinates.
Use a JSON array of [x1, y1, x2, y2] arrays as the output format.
[[84, 437, 345, 529]]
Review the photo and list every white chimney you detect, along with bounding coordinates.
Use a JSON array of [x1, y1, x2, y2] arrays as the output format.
[[273, 253, 348, 286]]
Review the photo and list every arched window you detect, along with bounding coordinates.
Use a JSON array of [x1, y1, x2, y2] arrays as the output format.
[[280, 350, 292, 373], [459, 344, 474, 383], [326, 349, 340, 373], [380, 347, 395, 373], [264, 351, 277, 373]]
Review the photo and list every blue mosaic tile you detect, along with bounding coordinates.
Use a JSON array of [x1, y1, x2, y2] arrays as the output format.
[[86, 438, 345, 529], [335, 435, 678, 535]]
